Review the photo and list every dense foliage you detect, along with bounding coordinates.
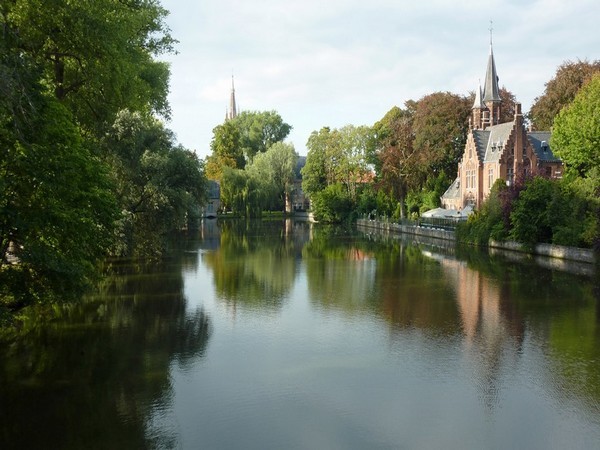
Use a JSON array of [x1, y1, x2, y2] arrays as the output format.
[[529, 60, 600, 130], [458, 176, 599, 250], [551, 73, 600, 178], [1, 1, 206, 311], [301, 92, 472, 222], [206, 111, 291, 182], [219, 142, 298, 217], [301, 125, 373, 222]]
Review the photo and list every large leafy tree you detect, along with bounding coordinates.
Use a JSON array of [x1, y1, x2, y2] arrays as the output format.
[[411, 91, 471, 179], [372, 106, 420, 217], [1, 96, 119, 309], [529, 60, 600, 130], [551, 73, 600, 178], [234, 111, 292, 162], [301, 127, 334, 197], [7, 0, 175, 131], [302, 125, 371, 201], [247, 142, 298, 211], [205, 121, 244, 181], [104, 110, 206, 256], [1, 0, 205, 311], [220, 168, 264, 218]]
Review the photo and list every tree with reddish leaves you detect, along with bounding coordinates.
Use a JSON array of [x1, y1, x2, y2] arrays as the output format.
[[411, 91, 472, 180], [528, 59, 600, 130], [372, 106, 421, 218]]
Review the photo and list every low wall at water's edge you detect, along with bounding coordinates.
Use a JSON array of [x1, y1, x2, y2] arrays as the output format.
[[356, 219, 455, 241], [489, 240, 597, 264], [357, 219, 597, 265]]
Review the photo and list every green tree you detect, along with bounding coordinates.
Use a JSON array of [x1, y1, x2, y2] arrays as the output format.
[[551, 73, 600, 178], [1, 97, 119, 310], [372, 106, 420, 218], [301, 125, 371, 203], [234, 111, 292, 162], [220, 168, 264, 218], [247, 142, 298, 211], [302, 127, 334, 197], [529, 60, 600, 130], [412, 91, 472, 179], [311, 183, 353, 223], [335, 125, 372, 201], [104, 110, 206, 256], [206, 120, 244, 181], [7, 0, 175, 130], [1, 0, 197, 310], [509, 177, 559, 247]]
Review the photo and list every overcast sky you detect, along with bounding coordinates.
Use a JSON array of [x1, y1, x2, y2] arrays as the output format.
[[159, 0, 599, 158]]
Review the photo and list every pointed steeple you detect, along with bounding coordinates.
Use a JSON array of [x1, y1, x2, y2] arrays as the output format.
[[482, 30, 501, 103], [471, 81, 485, 129], [472, 81, 485, 109], [227, 75, 238, 121], [225, 75, 238, 122]]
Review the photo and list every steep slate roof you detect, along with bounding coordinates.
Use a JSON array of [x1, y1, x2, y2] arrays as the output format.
[[482, 45, 501, 103], [527, 132, 560, 162], [472, 129, 491, 161], [442, 177, 461, 200], [472, 84, 485, 109], [473, 125, 560, 164], [482, 122, 514, 162]]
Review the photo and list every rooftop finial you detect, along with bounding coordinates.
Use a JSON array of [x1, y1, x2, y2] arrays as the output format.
[[489, 20, 493, 46]]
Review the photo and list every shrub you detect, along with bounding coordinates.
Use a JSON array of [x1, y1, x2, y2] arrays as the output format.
[[311, 183, 354, 223]]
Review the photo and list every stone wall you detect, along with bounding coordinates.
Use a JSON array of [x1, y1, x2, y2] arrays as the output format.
[[356, 219, 455, 242], [357, 219, 597, 265]]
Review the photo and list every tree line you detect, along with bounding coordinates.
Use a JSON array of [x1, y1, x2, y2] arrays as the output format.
[[300, 60, 600, 251], [1, 1, 207, 313], [206, 110, 297, 217], [204, 59, 599, 251]]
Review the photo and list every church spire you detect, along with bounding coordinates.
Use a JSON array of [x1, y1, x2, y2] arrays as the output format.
[[481, 23, 502, 126], [226, 75, 238, 121], [482, 25, 501, 104]]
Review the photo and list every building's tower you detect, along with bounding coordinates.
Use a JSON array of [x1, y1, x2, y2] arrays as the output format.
[[482, 35, 501, 126], [226, 75, 238, 121], [472, 82, 485, 129]]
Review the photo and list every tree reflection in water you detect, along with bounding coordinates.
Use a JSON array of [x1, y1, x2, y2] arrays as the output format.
[[201, 219, 306, 312], [0, 243, 211, 449]]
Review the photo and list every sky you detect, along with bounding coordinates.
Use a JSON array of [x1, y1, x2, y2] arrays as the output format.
[[159, 0, 599, 159]]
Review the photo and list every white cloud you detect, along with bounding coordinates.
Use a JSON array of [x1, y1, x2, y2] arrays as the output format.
[[159, 0, 600, 158]]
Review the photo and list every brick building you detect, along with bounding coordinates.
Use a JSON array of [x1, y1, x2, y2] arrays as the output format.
[[441, 42, 562, 211]]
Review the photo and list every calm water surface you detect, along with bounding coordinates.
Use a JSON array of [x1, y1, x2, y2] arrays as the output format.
[[1, 220, 600, 449]]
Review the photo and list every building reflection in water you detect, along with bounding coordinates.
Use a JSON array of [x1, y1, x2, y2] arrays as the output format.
[[429, 251, 525, 409]]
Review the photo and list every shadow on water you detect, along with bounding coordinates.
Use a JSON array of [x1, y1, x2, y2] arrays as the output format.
[[0, 235, 211, 450]]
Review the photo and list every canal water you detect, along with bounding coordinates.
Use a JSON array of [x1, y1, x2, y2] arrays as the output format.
[[1, 220, 599, 449]]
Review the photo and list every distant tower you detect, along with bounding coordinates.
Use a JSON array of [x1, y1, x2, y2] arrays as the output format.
[[225, 75, 238, 121]]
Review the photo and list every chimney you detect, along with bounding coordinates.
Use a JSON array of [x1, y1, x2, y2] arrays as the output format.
[[514, 102, 522, 117]]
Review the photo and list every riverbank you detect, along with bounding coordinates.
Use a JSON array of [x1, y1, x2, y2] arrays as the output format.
[[357, 218, 598, 269]]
